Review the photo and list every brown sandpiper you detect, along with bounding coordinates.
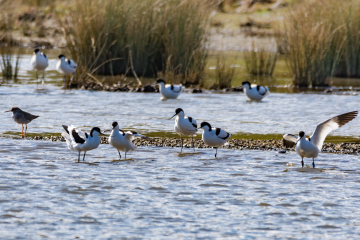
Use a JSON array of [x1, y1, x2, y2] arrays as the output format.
[[5, 107, 39, 138]]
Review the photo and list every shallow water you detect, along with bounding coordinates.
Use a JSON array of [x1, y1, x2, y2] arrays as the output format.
[[0, 138, 359, 239], [1, 82, 359, 142], [1, 52, 360, 141]]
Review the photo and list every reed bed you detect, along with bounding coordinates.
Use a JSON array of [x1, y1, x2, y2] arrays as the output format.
[[214, 55, 236, 89], [277, 0, 360, 87], [243, 43, 277, 76], [61, 0, 210, 86]]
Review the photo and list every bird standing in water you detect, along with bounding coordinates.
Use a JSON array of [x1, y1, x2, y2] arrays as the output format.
[[30, 49, 49, 88], [169, 108, 197, 152], [5, 107, 39, 138], [198, 122, 231, 157], [283, 111, 358, 168], [56, 55, 77, 88], [62, 125, 103, 162], [156, 79, 184, 100]]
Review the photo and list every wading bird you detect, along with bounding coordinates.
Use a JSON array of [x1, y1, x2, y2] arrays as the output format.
[[169, 108, 197, 152], [62, 125, 103, 162], [283, 111, 358, 168], [5, 107, 39, 138], [56, 55, 77, 88], [242, 81, 269, 101], [30, 49, 49, 88], [107, 121, 146, 160], [198, 122, 231, 157], [156, 79, 184, 100]]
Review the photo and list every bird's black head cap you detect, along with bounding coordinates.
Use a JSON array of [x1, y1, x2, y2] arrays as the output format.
[[58, 54, 65, 59], [90, 127, 101, 137], [175, 108, 183, 115], [156, 79, 165, 84], [242, 81, 251, 86], [299, 131, 305, 138], [34, 49, 40, 53], [112, 121, 118, 129], [200, 122, 211, 130]]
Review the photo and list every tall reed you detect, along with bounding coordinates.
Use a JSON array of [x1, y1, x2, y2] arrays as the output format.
[[61, 0, 209, 86], [243, 43, 277, 76], [215, 55, 236, 89], [277, 0, 344, 87]]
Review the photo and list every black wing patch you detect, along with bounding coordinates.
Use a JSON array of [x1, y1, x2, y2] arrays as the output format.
[[43, 54, 47, 58], [216, 128, 230, 140], [130, 131, 138, 134], [170, 84, 182, 93], [67, 59, 71, 65], [119, 129, 125, 136], [85, 132, 89, 139], [188, 117, 197, 128], [257, 85, 267, 96], [72, 129, 85, 144], [62, 125, 69, 134]]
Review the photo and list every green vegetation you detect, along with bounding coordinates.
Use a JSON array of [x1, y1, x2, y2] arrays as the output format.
[[214, 54, 236, 89], [243, 43, 277, 76], [61, 0, 209, 86]]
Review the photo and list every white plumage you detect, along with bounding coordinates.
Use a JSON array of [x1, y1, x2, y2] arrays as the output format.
[[30, 49, 49, 87], [169, 108, 197, 152], [156, 79, 184, 100], [56, 54, 77, 88], [62, 125, 102, 162], [108, 122, 145, 159], [242, 81, 269, 101], [283, 111, 358, 168], [199, 122, 231, 157]]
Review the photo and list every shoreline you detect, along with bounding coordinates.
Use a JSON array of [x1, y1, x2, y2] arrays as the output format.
[[2, 136, 359, 155]]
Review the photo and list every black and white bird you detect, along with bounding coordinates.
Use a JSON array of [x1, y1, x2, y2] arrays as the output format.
[[169, 108, 197, 152], [62, 125, 103, 162], [30, 48, 49, 88], [156, 79, 184, 100], [198, 122, 231, 157], [242, 81, 269, 101], [56, 55, 77, 88], [108, 122, 146, 160], [283, 111, 358, 168]]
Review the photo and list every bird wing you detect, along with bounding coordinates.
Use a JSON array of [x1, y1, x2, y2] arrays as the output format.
[[124, 131, 146, 141], [167, 84, 183, 93], [310, 111, 358, 150], [69, 60, 77, 69], [187, 116, 197, 129], [257, 85, 269, 96], [23, 111, 39, 121], [215, 128, 231, 140], [282, 134, 298, 148]]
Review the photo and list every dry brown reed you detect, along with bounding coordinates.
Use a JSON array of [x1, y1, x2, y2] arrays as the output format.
[[215, 54, 236, 89], [61, 0, 210, 86], [277, 0, 345, 87], [243, 43, 277, 76]]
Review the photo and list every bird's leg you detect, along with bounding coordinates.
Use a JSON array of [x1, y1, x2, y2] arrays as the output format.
[[301, 158, 304, 168], [25, 125, 27, 138], [78, 151, 80, 162], [42, 70, 45, 87], [215, 148, 218, 158], [63, 75, 67, 89], [83, 152, 86, 162], [21, 124, 24, 138], [69, 73, 75, 86], [125, 151, 127, 159], [180, 135, 183, 153], [118, 150, 121, 160], [192, 136, 194, 151], [312, 158, 315, 168], [35, 71, 38, 86]]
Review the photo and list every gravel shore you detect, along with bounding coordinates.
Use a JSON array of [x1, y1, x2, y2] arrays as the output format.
[[18, 136, 360, 154]]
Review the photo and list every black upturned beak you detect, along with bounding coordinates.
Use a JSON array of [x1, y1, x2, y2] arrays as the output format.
[[103, 129, 112, 133], [168, 113, 177, 120], [5, 110, 11, 112]]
